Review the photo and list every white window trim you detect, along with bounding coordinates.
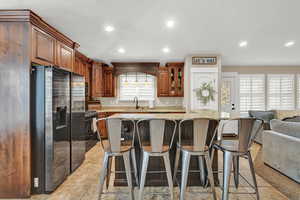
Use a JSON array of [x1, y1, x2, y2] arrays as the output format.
[[267, 74, 295, 110], [239, 74, 266, 113]]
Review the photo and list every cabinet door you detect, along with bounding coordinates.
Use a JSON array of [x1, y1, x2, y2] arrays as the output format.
[[31, 27, 55, 65], [176, 65, 184, 97], [98, 113, 108, 138], [166, 63, 184, 97], [74, 57, 80, 74], [157, 67, 169, 97], [91, 62, 103, 97], [103, 68, 115, 97], [56, 41, 73, 71]]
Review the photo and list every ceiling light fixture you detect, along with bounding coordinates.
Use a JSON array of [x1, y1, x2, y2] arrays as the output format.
[[104, 25, 115, 32], [166, 20, 175, 28], [239, 40, 248, 47], [284, 41, 295, 47], [162, 47, 170, 53], [118, 47, 125, 54]]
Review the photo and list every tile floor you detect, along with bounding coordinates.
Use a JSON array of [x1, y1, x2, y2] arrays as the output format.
[[13, 143, 289, 200]]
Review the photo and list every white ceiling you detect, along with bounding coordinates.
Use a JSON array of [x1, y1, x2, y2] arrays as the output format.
[[2, 0, 300, 66]]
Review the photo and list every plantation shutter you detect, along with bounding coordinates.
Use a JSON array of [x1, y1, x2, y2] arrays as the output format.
[[267, 74, 295, 110], [119, 72, 155, 101], [239, 74, 265, 114]]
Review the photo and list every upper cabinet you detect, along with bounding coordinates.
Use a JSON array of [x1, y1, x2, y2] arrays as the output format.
[[157, 67, 169, 97], [103, 66, 116, 97], [167, 62, 184, 97], [157, 62, 184, 97], [91, 62, 103, 98], [55, 41, 74, 71], [31, 27, 56, 65]]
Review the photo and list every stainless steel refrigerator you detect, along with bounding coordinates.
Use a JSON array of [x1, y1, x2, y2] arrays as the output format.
[[31, 66, 71, 193]]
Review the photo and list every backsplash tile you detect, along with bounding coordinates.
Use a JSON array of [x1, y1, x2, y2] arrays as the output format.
[[96, 97, 184, 107]]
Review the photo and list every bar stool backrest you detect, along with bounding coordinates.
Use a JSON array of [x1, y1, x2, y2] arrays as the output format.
[[179, 118, 219, 151], [237, 118, 263, 152], [96, 118, 135, 153], [136, 119, 177, 153]]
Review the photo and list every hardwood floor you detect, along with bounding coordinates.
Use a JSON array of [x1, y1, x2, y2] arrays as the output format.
[[5, 143, 289, 200]]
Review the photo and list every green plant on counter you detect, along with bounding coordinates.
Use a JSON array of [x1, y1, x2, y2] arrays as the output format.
[[194, 82, 216, 105]]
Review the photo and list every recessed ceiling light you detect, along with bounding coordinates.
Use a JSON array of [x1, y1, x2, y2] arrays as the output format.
[[239, 40, 248, 47], [104, 25, 115, 32], [166, 20, 175, 28], [118, 47, 125, 54], [284, 41, 295, 47], [162, 47, 170, 53]]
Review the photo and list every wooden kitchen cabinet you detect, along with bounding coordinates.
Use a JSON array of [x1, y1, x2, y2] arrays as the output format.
[[56, 41, 74, 71], [157, 67, 170, 97], [157, 63, 184, 97], [103, 66, 116, 97], [167, 62, 184, 97], [91, 61, 103, 97], [97, 112, 115, 138], [97, 112, 108, 138], [31, 27, 56, 65]]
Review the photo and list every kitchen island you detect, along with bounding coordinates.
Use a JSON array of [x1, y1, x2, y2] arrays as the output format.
[[109, 113, 220, 187]]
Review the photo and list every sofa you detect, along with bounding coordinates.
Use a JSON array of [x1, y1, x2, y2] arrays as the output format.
[[263, 119, 300, 183]]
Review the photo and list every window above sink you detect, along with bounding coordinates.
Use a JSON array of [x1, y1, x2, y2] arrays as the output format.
[[119, 72, 155, 101]]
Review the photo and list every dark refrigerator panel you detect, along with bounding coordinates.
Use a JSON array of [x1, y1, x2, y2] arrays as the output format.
[[31, 66, 71, 194], [48, 69, 71, 191], [70, 73, 86, 172]]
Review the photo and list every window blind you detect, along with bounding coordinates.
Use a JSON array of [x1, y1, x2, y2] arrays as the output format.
[[267, 74, 295, 110], [239, 74, 265, 113], [119, 72, 155, 101]]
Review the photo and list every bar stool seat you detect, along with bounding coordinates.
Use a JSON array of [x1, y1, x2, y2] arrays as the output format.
[[102, 143, 132, 153], [179, 144, 209, 152], [142, 145, 170, 153], [214, 140, 240, 152]]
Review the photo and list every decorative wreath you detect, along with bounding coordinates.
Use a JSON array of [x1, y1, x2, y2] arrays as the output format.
[[194, 82, 216, 105]]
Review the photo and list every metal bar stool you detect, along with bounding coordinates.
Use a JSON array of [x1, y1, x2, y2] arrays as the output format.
[[173, 118, 218, 200], [95, 118, 139, 200], [136, 118, 177, 200], [212, 118, 263, 200]]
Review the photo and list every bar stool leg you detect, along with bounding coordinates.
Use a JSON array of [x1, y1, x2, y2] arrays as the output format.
[[247, 151, 260, 200], [180, 150, 191, 200], [106, 156, 113, 190], [233, 156, 240, 189], [198, 156, 207, 186], [124, 151, 134, 200], [98, 152, 109, 200], [139, 152, 149, 200], [163, 153, 174, 200], [131, 148, 139, 186], [204, 153, 217, 200], [222, 151, 233, 200], [173, 147, 180, 184]]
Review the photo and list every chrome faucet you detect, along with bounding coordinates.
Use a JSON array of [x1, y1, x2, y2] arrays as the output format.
[[133, 96, 139, 109]]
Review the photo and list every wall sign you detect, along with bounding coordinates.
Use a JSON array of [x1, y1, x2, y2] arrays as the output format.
[[192, 56, 217, 65]]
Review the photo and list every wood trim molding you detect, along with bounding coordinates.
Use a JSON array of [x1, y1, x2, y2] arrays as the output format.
[[75, 50, 92, 63], [0, 9, 78, 49], [111, 62, 160, 76]]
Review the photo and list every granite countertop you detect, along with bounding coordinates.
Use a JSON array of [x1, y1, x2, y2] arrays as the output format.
[[108, 111, 243, 120], [93, 106, 186, 113], [109, 113, 219, 120]]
